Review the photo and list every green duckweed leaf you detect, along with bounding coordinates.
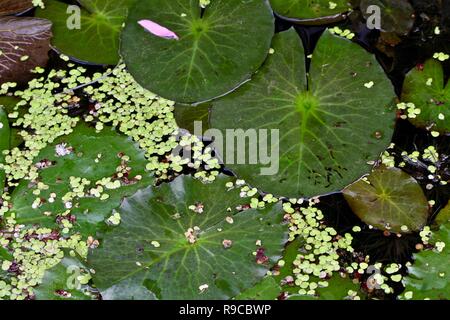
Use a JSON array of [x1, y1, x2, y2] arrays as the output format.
[[401, 59, 450, 133], [269, 0, 352, 25], [35, 0, 136, 65], [34, 253, 95, 300], [11, 124, 153, 237], [360, 0, 414, 36], [0, 16, 52, 84], [402, 223, 450, 300], [210, 29, 396, 198], [343, 166, 429, 233], [89, 175, 288, 300], [0, 106, 10, 196], [0, 0, 33, 16], [121, 0, 274, 104]]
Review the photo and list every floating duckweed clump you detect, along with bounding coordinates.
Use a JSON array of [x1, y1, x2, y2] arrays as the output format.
[[0, 60, 223, 299], [0, 222, 88, 300], [284, 202, 355, 296]]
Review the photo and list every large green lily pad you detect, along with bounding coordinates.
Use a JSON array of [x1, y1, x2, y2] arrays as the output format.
[[121, 0, 274, 104], [89, 175, 287, 300], [210, 29, 396, 198], [36, 0, 136, 65], [269, 0, 352, 25], [360, 0, 415, 35], [401, 59, 450, 133], [0, 106, 9, 196], [343, 166, 429, 233], [11, 124, 153, 237], [402, 223, 450, 300]]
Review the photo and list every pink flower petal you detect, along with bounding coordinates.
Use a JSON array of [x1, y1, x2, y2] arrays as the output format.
[[138, 19, 179, 40]]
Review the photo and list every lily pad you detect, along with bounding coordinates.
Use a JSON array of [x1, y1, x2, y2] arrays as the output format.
[[436, 202, 450, 226], [402, 223, 450, 300], [34, 253, 95, 300], [269, 0, 352, 25], [89, 175, 288, 300], [360, 0, 415, 35], [35, 0, 136, 65], [234, 277, 281, 300], [174, 103, 211, 133], [210, 29, 396, 198], [401, 59, 450, 133], [121, 0, 274, 103], [0, 0, 33, 16], [0, 106, 9, 195], [0, 16, 52, 84], [287, 274, 361, 300], [11, 124, 153, 237], [343, 166, 429, 233]]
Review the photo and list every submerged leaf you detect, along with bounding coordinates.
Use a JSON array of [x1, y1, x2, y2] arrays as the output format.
[[0, 0, 33, 16], [0, 16, 52, 84], [360, 0, 415, 36], [210, 29, 396, 198], [343, 166, 429, 233], [89, 175, 287, 300], [121, 0, 274, 103]]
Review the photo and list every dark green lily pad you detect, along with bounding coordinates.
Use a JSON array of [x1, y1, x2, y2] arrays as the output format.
[[269, 0, 351, 25], [360, 0, 415, 35], [34, 253, 95, 300], [401, 59, 450, 133], [0, 106, 9, 196], [278, 238, 361, 300], [35, 0, 136, 65], [210, 29, 396, 198], [234, 277, 281, 300], [287, 274, 361, 300], [402, 223, 450, 300], [121, 0, 274, 103], [343, 166, 429, 233], [11, 124, 153, 237], [436, 202, 450, 226], [89, 175, 287, 300], [174, 103, 211, 133]]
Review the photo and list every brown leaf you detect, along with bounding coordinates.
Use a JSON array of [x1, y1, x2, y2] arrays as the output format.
[[0, 0, 33, 16], [0, 16, 52, 84]]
